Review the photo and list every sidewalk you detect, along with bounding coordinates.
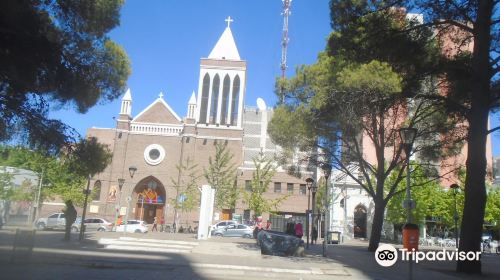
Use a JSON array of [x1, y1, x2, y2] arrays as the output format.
[[306, 238, 500, 280], [2, 228, 500, 279]]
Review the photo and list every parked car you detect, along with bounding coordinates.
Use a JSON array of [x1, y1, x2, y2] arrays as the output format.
[[211, 220, 237, 231], [35, 212, 66, 230], [211, 224, 253, 238], [71, 218, 113, 232], [115, 220, 148, 233]]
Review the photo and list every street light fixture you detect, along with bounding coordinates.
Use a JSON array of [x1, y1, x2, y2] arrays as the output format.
[[113, 178, 125, 232], [399, 126, 417, 280], [450, 183, 460, 248], [129, 166, 137, 178], [305, 177, 315, 249]]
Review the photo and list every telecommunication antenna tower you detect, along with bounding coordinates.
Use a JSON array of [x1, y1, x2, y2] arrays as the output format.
[[280, 0, 291, 79]]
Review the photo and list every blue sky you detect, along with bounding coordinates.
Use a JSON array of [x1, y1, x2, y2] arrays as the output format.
[[49, 0, 500, 156]]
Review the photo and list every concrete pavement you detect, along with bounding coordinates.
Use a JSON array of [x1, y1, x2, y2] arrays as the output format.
[[1, 227, 500, 279]]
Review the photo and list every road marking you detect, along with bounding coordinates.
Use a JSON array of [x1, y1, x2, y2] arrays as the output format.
[[118, 237, 199, 246], [105, 245, 191, 254], [99, 239, 193, 249]]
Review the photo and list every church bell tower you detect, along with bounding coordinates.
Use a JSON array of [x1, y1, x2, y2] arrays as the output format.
[[195, 17, 246, 128]]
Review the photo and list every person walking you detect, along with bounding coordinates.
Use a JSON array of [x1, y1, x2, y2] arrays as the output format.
[[295, 222, 303, 239], [160, 216, 165, 232], [312, 226, 318, 244], [63, 200, 77, 241], [152, 216, 158, 232]]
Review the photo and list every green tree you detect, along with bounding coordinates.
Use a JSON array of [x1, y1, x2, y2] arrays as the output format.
[[0, 141, 111, 239], [386, 163, 455, 228], [242, 153, 287, 219], [204, 143, 238, 210], [0, 147, 85, 207], [270, 58, 453, 251], [0, 0, 130, 153], [330, 0, 499, 273], [170, 158, 200, 228], [270, 5, 463, 252]]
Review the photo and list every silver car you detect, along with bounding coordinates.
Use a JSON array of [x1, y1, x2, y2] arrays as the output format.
[[71, 218, 113, 232], [211, 224, 253, 238]]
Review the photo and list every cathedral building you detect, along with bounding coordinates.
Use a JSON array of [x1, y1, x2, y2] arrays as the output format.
[[81, 21, 311, 230]]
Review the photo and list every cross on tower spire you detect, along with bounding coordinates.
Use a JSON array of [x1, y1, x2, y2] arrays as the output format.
[[225, 16, 233, 28]]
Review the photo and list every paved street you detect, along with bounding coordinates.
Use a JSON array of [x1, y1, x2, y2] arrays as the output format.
[[1, 227, 500, 279]]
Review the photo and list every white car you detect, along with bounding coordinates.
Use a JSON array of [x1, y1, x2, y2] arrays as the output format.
[[35, 212, 66, 230], [116, 220, 148, 233], [211, 220, 238, 231]]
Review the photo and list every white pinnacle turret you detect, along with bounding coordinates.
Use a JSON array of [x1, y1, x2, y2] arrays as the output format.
[[122, 88, 132, 101], [188, 91, 197, 105], [120, 88, 132, 116], [187, 91, 197, 119]]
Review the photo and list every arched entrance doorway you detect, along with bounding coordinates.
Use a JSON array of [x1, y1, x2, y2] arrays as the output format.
[[354, 204, 367, 238], [132, 176, 166, 224]]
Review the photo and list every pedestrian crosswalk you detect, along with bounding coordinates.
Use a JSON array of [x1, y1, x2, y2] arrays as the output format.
[[98, 237, 198, 254]]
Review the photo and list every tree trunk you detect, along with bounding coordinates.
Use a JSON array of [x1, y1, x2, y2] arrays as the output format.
[[456, 1, 492, 274], [368, 199, 386, 251]]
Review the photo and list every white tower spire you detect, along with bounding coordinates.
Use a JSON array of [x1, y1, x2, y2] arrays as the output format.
[[120, 88, 132, 116], [187, 91, 197, 119]]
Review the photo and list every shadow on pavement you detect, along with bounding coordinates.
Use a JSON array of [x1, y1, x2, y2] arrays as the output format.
[[0, 229, 208, 280], [235, 241, 260, 252], [306, 242, 500, 280]]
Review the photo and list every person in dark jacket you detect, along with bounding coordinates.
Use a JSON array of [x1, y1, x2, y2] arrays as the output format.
[[312, 226, 318, 244], [63, 200, 77, 241]]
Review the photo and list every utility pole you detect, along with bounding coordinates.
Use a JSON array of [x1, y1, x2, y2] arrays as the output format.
[[33, 169, 44, 225]]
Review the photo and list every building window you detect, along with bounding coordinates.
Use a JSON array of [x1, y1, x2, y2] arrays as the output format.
[[245, 180, 252, 191], [210, 74, 220, 124], [221, 75, 230, 125], [144, 144, 166, 165], [287, 183, 294, 194], [274, 182, 281, 193], [299, 184, 306, 195], [230, 75, 240, 125], [199, 74, 210, 123]]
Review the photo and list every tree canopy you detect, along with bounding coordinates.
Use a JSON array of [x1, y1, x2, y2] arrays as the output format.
[[328, 0, 499, 273], [269, 6, 463, 251], [0, 0, 130, 153]]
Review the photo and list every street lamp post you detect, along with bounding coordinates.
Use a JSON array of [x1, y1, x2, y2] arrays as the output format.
[[307, 178, 318, 249], [305, 178, 314, 249], [113, 178, 125, 231], [322, 165, 331, 257], [399, 127, 417, 280], [122, 166, 137, 235], [450, 184, 460, 248]]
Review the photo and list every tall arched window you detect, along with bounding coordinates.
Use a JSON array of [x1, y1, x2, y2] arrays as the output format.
[[92, 180, 102, 201], [199, 74, 210, 123], [209, 74, 220, 124], [220, 75, 230, 125], [230, 75, 240, 125]]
